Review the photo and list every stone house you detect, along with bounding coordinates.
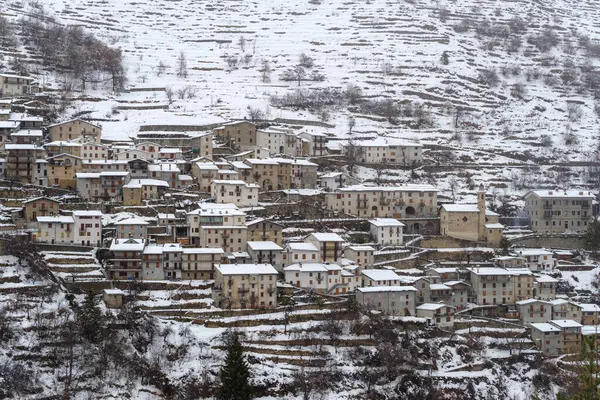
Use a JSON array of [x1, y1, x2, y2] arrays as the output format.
[[212, 263, 278, 309], [356, 286, 418, 316]]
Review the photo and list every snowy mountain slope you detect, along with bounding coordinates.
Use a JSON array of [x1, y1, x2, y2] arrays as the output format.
[[4, 0, 600, 164]]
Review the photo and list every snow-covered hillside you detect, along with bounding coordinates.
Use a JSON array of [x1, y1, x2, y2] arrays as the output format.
[[4, 0, 600, 158]]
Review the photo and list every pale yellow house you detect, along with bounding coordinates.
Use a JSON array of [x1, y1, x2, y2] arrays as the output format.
[[247, 218, 284, 245], [213, 121, 257, 151], [439, 184, 503, 247], [47, 154, 83, 188], [122, 179, 169, 206], [212, 263, 278, 309], [48, 119, 101, 143]]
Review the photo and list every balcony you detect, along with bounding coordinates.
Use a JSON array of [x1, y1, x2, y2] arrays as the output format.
[[543, 203, 552, 209], [357, 199, 368, 209], [542, 213, 552, 219]]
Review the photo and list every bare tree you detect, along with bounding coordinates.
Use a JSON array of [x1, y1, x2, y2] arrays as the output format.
[[294, 65, 306, 86], [238, 36, 246, 52], [177, 51, 188, 78], [165, 87, 174, 104], [347, 116, 356, 135], [345, 84, 362, 105], [298, 53, 315, 68], [247, 106, 265, 122], [156, 60, 167, 76], [260, 59, 271, 83]]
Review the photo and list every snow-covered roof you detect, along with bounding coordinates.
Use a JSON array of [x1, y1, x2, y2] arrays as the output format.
[[485, 223, 504, 229], [5, 144, 42, 150], [444, 280, 470, 287], [516, 249, 553, 256], [11, 129, 43, 137], [320, 172, 343, 178], [183, 248, 224, 254], [468, 267, 512, 276], [550, 320, 583, 329], [337, 184, 437, 193], [347, 136, 422, 148], [148, 163, 180, 172], [309, 232, 344, 242], [72, 210, 102, 217], [44, 141, 82, 147], [286, 242, 319, 252], [114, 217, 150, 226], [369, 218, 405, 227], [247, 241, 283, 251], [48, 118, 100, 129], [103, 289, 125, 295], [245, 158, 279, 165], [361, 269, 400, 281], [123, 179, 170, 188], [441, 204, 479, 213], [530, 323, 561, 333], [216, 263, 278, 275], [357, 285, 417, 293], [417, 303, 451, 311], [159, 147, 182, 153], [212, 179, 248, 185], [37, 216, 74, 223], [143, 245, 164, 255], [284, 262, 341, 272], [110, 238, 145, 251], [346, 245, 376, 252], [429, 284, 451, 291], [535, 275, 559, 283], [428, 267, 457, 274], [516, 298, 550, 305], [579, 304, 600, 313], [527, 190, 594, 199]]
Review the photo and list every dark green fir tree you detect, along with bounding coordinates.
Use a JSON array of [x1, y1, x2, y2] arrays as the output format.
[[218, 332, 252, 400]]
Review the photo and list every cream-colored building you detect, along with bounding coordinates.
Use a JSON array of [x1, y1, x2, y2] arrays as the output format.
[[343, 245, 375, 268], [0, 74, 34, 98], [122, 179, 169, 206], [325, 184, 438, 222], [243, 158, 292, 191], [342, 137, 423, 166], [284, 262, 343, 294], [35, 215, 74, 244], [46, 154, 82, 188], [256, 126, 303, 157], [76, 171, 131, 203], [6, 143, 46, 184], [524, 190, 594, 234], [369, 218, 404, 246], [48, 119, 101, 143], [516, 299, 552, 325], [305, 232, 344, 263], [416, 303, 455, 328], [212, 263, 278, 309], [271, 158, 319, 189], [213, 121, 257, 151], [439, 185, 503, 247], [211, 180, 260, 207], [468, 267, 540, 305], [247, 218, 283, 246], [356, 286, 418, 316]]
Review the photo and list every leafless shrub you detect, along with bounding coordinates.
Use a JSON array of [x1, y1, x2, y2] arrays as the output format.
[[298, 53, 315, 68], [478, 68, 500, 87], [453, 18, 472, 33], [527, 28, 560, 52], [540, 135, 553, 147], [567, 103, 583, 121], [510, 83, 527, 99], [156, 61, 167, 76], [345, 84, 362, 105], [165, 87, 174, 104], [247, 106, 265, 122]]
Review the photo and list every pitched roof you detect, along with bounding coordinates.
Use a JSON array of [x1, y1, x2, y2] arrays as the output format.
[[216, 263, 278, 275]]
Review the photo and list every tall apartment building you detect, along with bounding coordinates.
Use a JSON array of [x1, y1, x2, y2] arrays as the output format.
[[524, 190, 594, 234], [186, 204, 247, 252], [6, 144, 46, 184]]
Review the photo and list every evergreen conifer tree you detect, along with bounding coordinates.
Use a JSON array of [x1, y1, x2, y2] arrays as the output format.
[[584, 220, 600, 252], [77, 291, 103, 342], [218, 332, 252, 400]]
